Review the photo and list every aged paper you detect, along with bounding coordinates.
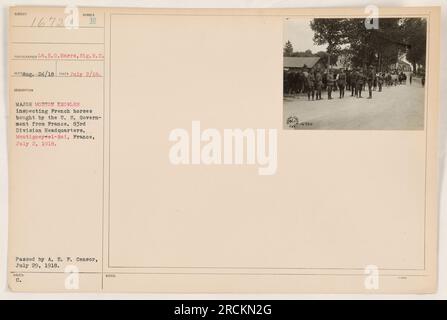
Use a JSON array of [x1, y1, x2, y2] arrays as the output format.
[[8, 6, 440, 293]]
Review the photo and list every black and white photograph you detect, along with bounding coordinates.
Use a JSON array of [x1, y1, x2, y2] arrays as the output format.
[[283, 17, 427, 130]]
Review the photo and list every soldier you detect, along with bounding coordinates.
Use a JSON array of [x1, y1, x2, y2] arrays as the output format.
[[356, 67, 364, 98], [350, 68, 357, 96], [326, 69, 335, 100], [337, 68, 347, 98], [302, 67, 309, 95], [386, 72, 392, 86], [377, 72, 384, 92], [307, 71, 315, 100], [315, 69, 323, 100], [367, 65, 375, 99], [297, 70, 304, 93]]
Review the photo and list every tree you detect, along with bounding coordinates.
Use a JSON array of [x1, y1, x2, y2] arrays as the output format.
[[283, 40, 293, 57], [315, 51, 338, 67], [310, 18, 347, 64], [309, 18, 425, 71], [402, 18, 426, 71], [291, 49, 315, 57]]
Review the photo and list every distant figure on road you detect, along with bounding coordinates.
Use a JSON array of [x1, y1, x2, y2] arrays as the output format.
[[337, 69, 346, 98], [398, 72, 407, 85], [351, 69, 357, 96], [346, 70, 351, 91], [385, 73, 392, 86], [410, 73, 413, 85], [391, 73, 398, 86], [367, 65, 375, 99], [307, 70, 315, 101], [377, 72, 384, 92], [327, 69, 335, 100], [356, 67, 364, 98], [315, 69, 323, 100], [302, 68, 309, 93]]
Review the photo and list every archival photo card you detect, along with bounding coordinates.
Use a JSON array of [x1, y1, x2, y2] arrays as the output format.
[[7, 6, 440, 293]]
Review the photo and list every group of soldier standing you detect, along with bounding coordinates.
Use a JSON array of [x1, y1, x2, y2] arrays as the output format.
[[284, 66, 413, 101]]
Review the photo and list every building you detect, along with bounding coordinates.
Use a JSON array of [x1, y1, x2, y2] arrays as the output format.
[[394, 52, 413, 72], [396, 60, 412, 72], [283, 56, 322, 71]]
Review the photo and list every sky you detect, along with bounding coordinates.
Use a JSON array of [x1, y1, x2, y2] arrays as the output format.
[[283, 18, 327, 54]]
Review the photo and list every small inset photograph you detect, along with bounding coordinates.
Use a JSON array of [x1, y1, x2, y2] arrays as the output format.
[[283, 17, 427, 130]]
